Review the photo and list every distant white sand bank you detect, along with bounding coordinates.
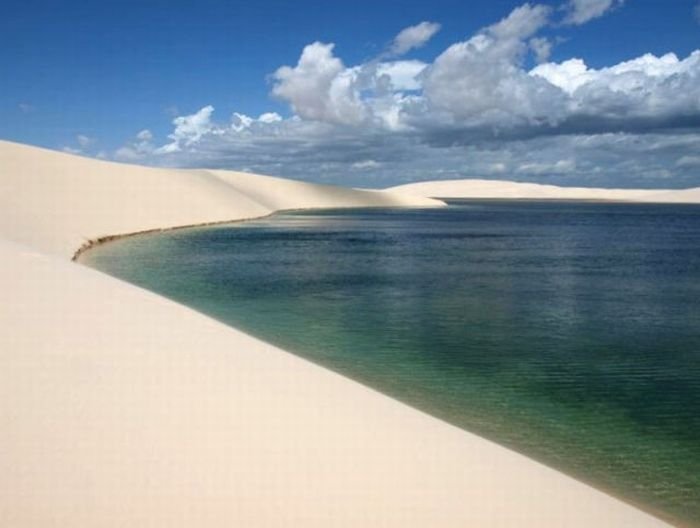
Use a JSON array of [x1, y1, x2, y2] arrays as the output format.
[[0, 141, 442, 259], [390, 178, 700, 203], [0, 140, 670, 526]]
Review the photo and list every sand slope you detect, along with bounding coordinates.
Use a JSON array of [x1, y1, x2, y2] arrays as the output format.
[[0, 140, 441, 258], [0, 141, 670, 526], [390, 178, 700, 203]]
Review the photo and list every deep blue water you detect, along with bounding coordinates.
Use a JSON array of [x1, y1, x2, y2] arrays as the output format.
[[83, 200, 700, 526]]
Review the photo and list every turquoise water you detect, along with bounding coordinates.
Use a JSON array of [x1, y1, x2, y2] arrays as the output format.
[[83, 201, 700, 526]]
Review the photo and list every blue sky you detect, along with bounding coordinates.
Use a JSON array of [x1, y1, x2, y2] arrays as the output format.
[[2, 0, 700, 187]]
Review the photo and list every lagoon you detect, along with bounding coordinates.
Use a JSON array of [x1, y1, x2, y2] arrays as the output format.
[[83, 200, 700, 526]]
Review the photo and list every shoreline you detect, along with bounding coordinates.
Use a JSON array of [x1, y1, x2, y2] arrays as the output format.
[[71, 214, 278, 261], [72, 205, 437, 261], [1, 140, 673, 526]]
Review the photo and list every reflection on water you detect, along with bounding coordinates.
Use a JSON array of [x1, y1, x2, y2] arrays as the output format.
[[83, 201, 700, 526]]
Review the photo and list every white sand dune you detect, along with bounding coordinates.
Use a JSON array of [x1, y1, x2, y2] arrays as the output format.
[[0, 140, 670, 527], [390, 178, 700, 203], [0, 141, 442, 258]]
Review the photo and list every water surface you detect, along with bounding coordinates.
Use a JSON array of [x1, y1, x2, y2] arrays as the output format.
[[83, 201, 700, 526]]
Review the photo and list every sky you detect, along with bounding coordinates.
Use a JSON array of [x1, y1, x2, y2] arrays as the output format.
[[2, 0, 700, 188]]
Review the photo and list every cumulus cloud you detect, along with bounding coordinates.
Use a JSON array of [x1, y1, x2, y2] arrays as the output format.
[[489, 2, 551, 39], [376, 60, 427, 90], [258, 112, 283, 124], [157, 105, 216, 153], [115, 129, 156, 161], [419, 3, 563, 131], [530, 51, 700, 131], [118, 2, 700, 189], [388, 21, 441, 56], [271, 43, 366, 125], [563, 0, 624, 25]]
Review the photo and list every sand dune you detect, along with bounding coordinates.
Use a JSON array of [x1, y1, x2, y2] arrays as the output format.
[[0, 141, 441, 259], [390, 178, 700, 203], [0, 141, 669, 526]]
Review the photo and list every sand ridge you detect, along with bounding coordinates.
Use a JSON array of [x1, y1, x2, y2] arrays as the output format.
[[390, 178, 700, 203], [0, 140, 443, 259]]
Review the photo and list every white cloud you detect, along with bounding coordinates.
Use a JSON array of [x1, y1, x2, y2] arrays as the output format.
[[120, 2, 700, 189], [62, 146, 82, 155], [376, 60, 428, 91], [259, 112, 283, 124], [115, 129, 156, 161], [138, 112, 700, 188], [419, 4, 563, 129], [230, 112, 254, 131], [18, 103, 34, 113], [530, 51, 700, 123], [271, 42, 366, 125], [389, 22, 441, 56], [488, 3, 551, 40], [229, 112, 287, 133], [564, 0, 624, 26], [114, 146, 140, 160], [156, 105, 216, 153], [529, 58, 590, 93]]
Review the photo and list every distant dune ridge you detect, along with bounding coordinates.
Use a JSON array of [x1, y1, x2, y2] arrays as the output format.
[[390, 178, 700, 203], [0, 140, 670, 526], [0, 141, 442, 259]]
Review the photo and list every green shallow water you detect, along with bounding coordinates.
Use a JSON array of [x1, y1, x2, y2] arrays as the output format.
[[83, 200, 700, 526]]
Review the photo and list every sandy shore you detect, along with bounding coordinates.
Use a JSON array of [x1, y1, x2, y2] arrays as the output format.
[[390, 178, 700, 203], [0, 140, 671, 526]]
